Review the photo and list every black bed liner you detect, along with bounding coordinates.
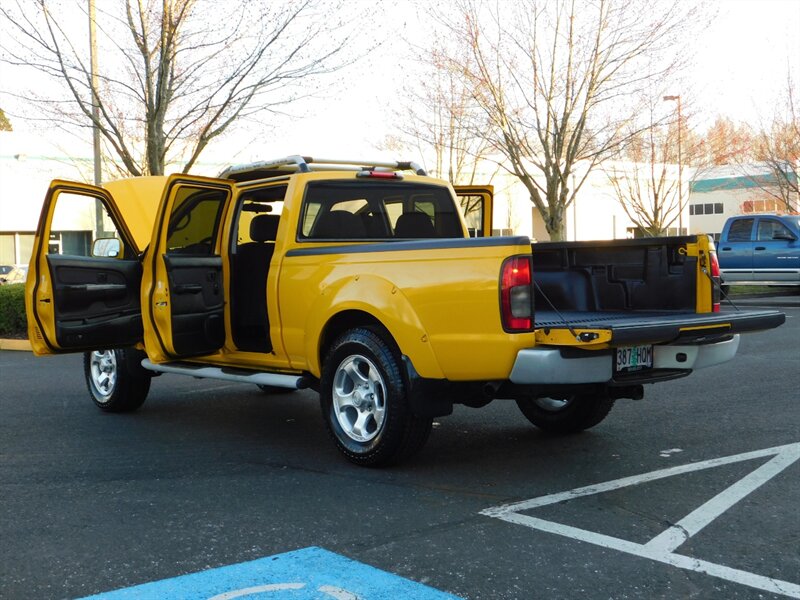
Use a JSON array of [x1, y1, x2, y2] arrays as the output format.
[[534, 308, 785, 345]]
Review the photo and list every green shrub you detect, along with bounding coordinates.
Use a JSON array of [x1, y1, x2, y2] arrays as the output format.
[[0, 284, 27, 338]]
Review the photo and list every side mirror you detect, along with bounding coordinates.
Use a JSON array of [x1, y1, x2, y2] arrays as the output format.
[[92, 237, 121, 258]]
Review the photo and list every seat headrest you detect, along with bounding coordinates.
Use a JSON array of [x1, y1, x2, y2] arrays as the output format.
[[394, 211, 436, 238], [250, 214, 280, 242], [312, 210, 367, 239]]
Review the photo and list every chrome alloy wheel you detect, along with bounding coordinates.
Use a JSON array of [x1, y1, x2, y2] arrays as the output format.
[[88, 350, 117, 401], [331, 354, 387, 443]]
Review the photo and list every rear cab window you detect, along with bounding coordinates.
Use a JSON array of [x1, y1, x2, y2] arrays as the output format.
[[299, 181, 464, 241]]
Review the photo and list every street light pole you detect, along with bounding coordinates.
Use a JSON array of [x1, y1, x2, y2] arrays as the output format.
[[664, 95, 682, 233], [89, 0, 104, 238], [89, 0, 101, 186]]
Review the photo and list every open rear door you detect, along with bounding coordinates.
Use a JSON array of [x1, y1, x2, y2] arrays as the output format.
[[454, 185, 494, 237], [26, 181, 144, 355], [142, 175, 235, 362]]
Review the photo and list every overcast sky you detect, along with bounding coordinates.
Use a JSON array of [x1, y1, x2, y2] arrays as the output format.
[[218, 0, 800, 164], [1, 0, 798, 169]]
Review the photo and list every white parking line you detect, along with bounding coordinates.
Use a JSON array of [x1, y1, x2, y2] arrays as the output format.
[[482, 442, 800, 598]]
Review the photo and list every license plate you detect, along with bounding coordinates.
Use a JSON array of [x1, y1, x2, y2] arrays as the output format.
[[615, 345, 653, 372]]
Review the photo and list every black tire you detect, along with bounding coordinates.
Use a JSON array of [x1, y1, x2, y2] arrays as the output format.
[[320, 327, 432, 467], [515, 393, 615, 434], [83, 348, 151, 413], [257, 384, 297, 394]]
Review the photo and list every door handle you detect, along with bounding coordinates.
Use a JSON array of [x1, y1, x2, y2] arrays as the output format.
[[754, 246, 766, 251], [721, 247, 731, 251]]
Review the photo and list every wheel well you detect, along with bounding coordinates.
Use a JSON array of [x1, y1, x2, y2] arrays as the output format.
[[319, 310, 388, 363]]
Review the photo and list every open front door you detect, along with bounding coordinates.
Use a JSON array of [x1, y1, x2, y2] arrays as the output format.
[[26, 181, 143, 355], [454, 185, 494, 237], [142, 175, 234, 362]]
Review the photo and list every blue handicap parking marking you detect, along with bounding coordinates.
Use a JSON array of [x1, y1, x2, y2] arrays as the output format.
[[80, 546, 463, 600]]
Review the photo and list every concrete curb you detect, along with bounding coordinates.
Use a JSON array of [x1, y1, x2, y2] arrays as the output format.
[[0, 338, 32, 352]]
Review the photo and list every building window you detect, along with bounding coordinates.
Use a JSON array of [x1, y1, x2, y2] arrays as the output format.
[[695, 204, 704, 215], [714, 203, 723, 214], [744, 199, 779, 213]]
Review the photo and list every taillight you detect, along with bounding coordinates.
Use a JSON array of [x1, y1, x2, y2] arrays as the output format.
[[500, 256, 533, 331], [709, 250, 721, 312]]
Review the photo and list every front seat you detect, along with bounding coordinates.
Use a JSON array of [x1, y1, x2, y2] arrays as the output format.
[[312, 210, 367, 239], [233, 214, 280, 352], [394, 211, 437, 238]]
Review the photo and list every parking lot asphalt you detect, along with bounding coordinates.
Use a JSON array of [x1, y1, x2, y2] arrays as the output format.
[[1, 300, 798, 599]]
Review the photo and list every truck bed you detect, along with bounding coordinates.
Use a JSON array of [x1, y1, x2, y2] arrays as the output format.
[[534, 307, 785, 345]]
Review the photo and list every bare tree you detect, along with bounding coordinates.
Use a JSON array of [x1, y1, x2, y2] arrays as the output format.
[[0, 0, 360, 176], [605, 99, 704, 236], [432, 0, 706, 240], [752, 74, 800, 211], [0, 108, 11, 131], [699, 116, 756, 167], [386, 44, 494, 186]]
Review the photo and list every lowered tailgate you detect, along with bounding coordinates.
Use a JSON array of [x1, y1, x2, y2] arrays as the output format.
[[535, 307, 785, 346]]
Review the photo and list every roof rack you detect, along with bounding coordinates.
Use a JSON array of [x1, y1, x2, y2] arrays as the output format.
[[218, 155, 428, 182]]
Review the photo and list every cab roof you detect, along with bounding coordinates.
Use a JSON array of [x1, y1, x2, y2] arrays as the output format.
[[218, 155, 428, 183]]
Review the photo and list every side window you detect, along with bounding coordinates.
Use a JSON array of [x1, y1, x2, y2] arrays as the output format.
[[166, 187, 227, 255], [757, 220, 792, 241], [412, 198, 436, 217], [49, 192, 126, 258], [383, 197, 404, 229], [727, 218, 754, 242], [233, 185, 287, 247], [459, 195, 484, 237]]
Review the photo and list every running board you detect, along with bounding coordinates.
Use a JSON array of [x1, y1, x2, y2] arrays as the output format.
[[141, 359, 310, 390]]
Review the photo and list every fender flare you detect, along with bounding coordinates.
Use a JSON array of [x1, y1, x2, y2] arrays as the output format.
[[302, 274, 446, 380]]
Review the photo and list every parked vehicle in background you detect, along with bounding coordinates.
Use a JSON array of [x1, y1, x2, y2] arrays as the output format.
[[717, 214, 800, 293], [0, 265, 28, 285]]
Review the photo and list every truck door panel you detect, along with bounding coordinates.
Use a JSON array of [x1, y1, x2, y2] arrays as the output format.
[[719, 217, 754, 282], [144, 175, 234, 360], [48, 254, 143, 348], [26, 181, 142, 355], [754, 217, 800, 282], [163, 255, 224, 355]]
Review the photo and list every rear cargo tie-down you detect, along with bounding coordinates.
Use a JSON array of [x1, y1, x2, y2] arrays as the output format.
[[532, 279, 583, 341]]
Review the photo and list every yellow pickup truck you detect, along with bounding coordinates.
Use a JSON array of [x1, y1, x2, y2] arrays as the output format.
[[25, 156, 785, 466]]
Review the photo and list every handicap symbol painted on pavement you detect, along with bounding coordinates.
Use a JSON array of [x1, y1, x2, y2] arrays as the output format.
[[79, 546, 462, 600]]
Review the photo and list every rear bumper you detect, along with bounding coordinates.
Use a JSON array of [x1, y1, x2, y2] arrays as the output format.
[[509, 335, 741, 385]]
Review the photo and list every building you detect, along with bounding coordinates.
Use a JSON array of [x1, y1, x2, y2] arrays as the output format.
[[0, 131, 97, 265], [0, 130, 228, 267], [688, 163, 800, 239]]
